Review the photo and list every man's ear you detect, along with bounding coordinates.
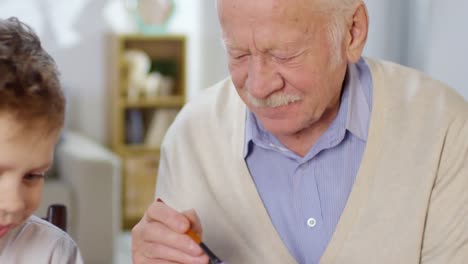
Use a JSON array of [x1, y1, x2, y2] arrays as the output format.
[[345, 2, 369, 63]]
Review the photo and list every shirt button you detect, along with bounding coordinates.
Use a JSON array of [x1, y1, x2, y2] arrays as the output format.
[[307, 217, 317, 228]]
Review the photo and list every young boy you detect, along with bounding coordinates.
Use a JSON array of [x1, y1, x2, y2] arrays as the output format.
[[0, 17, 83, 263]]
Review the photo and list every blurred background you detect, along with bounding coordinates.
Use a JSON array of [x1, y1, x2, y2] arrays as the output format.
[[1, 0, 466, 263]]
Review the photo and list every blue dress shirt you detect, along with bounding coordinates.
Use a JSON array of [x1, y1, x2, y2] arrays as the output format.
[[244, 58, 373, 263]]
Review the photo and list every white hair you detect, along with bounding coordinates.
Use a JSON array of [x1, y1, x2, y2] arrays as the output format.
[[321, 0, 361, 66]]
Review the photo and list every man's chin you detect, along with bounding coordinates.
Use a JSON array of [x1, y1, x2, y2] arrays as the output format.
[[262, 121, 302, 138]]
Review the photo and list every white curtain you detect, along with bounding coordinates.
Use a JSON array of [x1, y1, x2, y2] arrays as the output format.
[[364, 0, 468, 99]]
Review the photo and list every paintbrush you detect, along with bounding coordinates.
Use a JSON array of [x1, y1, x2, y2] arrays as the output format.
[[186, 229, 224, 264], [156, 198, 224, 264]]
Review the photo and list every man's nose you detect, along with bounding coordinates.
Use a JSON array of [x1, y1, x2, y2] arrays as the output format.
[[246, 56, 284, 99]]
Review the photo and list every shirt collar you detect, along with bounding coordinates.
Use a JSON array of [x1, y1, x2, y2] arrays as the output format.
[[345, 58, 373, 141], [243, 58, 373, 158]]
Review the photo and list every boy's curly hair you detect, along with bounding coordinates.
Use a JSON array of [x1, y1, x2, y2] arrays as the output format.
[[0, 17, 64, 132]]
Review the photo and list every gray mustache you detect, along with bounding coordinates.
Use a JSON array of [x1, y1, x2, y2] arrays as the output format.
[[247, 92, 302, 108]]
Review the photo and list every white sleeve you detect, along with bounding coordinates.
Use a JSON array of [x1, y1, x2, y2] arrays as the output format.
[[49, 235, 84, 264]]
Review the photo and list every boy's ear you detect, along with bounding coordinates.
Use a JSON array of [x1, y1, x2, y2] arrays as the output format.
[[345, 2, 369, 63]]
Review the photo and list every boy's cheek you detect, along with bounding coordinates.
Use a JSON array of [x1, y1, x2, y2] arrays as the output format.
[[28, 184, 44, 213]]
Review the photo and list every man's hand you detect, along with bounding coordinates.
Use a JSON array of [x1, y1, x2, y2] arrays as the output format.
[[131, 200, 210, 264]]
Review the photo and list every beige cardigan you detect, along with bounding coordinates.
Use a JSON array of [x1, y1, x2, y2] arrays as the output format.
[[156, 58, 468, 263]]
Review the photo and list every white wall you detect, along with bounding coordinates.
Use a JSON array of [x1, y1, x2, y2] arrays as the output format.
[[200, 0, 228, 89], [0, 0, 202, 144], [363, 0, 409, 64], [363, 0, 468, 99], [424, 0, 468, 99]]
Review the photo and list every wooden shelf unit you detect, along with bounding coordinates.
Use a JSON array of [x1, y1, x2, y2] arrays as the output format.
[[108, 34, 187, 229]]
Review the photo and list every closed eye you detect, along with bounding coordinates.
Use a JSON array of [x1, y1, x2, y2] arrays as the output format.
[[227, 49, 250, 61], [23, 172, 46, 183], [231, 54, 249, 60], [274, 54, 299, 63]]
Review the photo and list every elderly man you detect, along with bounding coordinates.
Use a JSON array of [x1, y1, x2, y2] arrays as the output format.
[[132, 0, 468, 263]]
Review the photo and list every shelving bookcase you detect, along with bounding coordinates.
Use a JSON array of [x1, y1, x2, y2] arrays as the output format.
[[108, 34, 186, 229]]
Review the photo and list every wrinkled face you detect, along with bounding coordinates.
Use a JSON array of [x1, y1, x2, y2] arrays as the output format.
[[218, 0, 348, 138], [0, 114, 58, 238]]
